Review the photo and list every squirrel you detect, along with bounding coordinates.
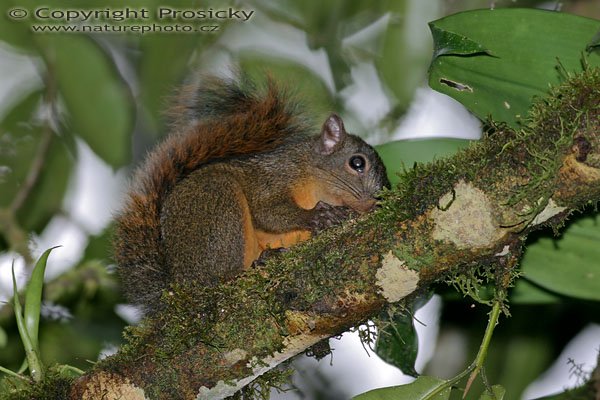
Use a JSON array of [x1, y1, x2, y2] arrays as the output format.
[[113, 74, 390, 313]]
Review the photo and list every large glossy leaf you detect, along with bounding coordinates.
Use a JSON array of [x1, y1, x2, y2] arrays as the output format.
[[353, 376, 451, 400], [519, 214, 600, 301], [428, 9, 600, 127], [39, 35, 133, 168]]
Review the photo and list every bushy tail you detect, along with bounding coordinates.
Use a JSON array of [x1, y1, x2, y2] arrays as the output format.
[[113, 75, 305, 313]]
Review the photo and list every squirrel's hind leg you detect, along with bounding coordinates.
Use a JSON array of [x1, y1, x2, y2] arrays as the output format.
[[161, 170, 258, 286]]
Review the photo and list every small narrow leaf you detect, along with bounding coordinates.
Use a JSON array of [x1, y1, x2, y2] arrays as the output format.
[[353, 376, 451, 400], [12, 262, 44, 382], [24, 246, 60, 351], [0, 364, 26, 381], [17, 359, 27, 374]]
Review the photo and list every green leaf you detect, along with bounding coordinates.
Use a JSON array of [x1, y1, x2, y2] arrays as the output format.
[[17, 359, 27, 374], [138, 33, 206, 135], [587, 28, 600, 52], [82, 225, 114, 261], [509, 279, 560, 304], [374, 293, 432, 377], [13, 247, 57, 376], [0, 91, 74, 236], [24, 246, 59, 352], [239, 56, 336, 121], [428, 9, 600, 128], [0, 327, 6, 349], [12, 263, 43, 382], [531, 384, 594, 399], [353, 376, 451, 400], [0, 89, 42, 131], [40, 35, 133, 168], [479, 385, 506, 400], [0, 1, 35, 50], [17, 134, 73, 233], [430, 24, 493, 59], [376, 138, 472, 186], [0, 364, 25, 381], [494, 335, 553, 398], [375, 309, 418, 377], [377, 0, 432, 113], [520, 214, 600, 301]]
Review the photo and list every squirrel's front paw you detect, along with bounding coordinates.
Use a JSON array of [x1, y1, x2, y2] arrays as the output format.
[[310, 201, 356, 233]]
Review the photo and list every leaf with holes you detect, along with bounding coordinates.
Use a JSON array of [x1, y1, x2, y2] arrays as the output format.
[[428, 9, 600, 128]]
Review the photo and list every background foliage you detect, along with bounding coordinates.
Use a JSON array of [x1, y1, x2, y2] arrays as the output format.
[[0, 0, 599, 399]]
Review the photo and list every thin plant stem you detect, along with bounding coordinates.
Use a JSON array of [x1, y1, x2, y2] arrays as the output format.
[[0, 365, 28, 381], [463, 297, 503, 398]]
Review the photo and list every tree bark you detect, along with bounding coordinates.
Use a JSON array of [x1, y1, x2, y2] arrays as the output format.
[[69, 70, 600, 399]]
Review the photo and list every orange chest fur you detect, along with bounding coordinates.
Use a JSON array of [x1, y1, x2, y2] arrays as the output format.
[[241, 179, 323, 268]]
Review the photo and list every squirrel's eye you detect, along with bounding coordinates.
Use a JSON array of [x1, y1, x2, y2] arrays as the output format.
[[349, 155, 366, 173]]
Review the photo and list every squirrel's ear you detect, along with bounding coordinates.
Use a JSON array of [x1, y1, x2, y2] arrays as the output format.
[[317, 114, 347, 155]]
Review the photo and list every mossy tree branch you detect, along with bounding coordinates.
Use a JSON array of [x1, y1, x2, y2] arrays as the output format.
[[69, 70, 600, 399]]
